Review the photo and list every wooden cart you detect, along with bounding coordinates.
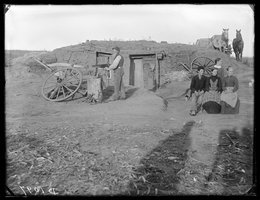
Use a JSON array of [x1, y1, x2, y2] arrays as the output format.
[[34, 57, 109, 102], [178, 56, 215, 78]]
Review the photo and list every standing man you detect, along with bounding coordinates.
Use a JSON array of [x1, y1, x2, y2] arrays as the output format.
[[105, 46, 126, 101], [189, 66, 207, 116]]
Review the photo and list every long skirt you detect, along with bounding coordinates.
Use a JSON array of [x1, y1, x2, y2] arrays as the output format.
[[202, 101, 221, 114], [220, 98, 240, 114], [202, 91, 221, 114]]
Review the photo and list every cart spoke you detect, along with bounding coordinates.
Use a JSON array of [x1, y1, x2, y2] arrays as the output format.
[[205, 69, 211, 73], [192, 62, 201, 68], [64, 69, 69, 78], [63, 76, 74, 83], [202, 58, 208, 66], [204, 59, 212, 67], [206, 63, 215, 68], [45, 86, 57, 96], [71, 73, 80, 81], [64, 75, 80, 88], [193, 60, 203, 66], [63, 73, 80, 84], [71, 71, 80, 78], [66, 69, 75, 77], [66, 82, 79, 87], [49, 87, 59, 99], [55, 87, 61, 99], [63, 85, 74, 94], [63, 76, 79, 84], [61, 86, 66, 98]]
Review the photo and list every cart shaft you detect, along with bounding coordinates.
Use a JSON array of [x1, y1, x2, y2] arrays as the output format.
[[33, 57, 54, 72]]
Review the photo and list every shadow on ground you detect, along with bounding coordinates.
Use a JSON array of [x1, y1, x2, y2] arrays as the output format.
[[123, 122, 254, 196], [206, 124, 254, 195], [125, 121, 195, 195], [61, 84, 139, 103], [102, 86, 139, 101]]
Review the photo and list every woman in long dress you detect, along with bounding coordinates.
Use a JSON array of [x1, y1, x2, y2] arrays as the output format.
[[220, 66, 240, 114], [202, 68, 222, 113]]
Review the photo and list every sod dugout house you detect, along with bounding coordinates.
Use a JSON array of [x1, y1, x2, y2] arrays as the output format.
[[95, 49, 165, 90]]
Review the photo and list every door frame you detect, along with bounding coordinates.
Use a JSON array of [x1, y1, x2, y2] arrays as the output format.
[[129, 53, 158, 88]]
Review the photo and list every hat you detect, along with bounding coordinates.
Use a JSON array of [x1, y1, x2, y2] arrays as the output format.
[[112, 46, 120, 51]]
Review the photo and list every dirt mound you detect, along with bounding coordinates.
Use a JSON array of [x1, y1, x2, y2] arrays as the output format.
[[11, 51, 57, 72], [50, 41, 245, 79], [5, 50, 49, 68], [102, 87, 167, 118], [6, 41, 251, 90], [6, 41, 246, 81], [6, 66, 40, 81], [157, 81, 191, 99], [163, 71, 190, 83], [38, 52, 57, 64], [6, 51, 58, 80], [126, 88, 166, 109]]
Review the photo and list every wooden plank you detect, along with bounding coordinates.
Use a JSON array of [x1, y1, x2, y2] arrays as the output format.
[[86, 77, 103, 102], [33, 57, 53, 72], [155, 54, 158, 89], [158, 59, 161, 89]]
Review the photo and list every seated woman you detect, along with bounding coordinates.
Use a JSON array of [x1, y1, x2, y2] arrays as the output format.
[[202, 68, 222, 114], [220, 66, 240, 114]]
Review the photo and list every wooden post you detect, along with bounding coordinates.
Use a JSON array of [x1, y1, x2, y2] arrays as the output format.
[[155, 53, 160, 89], [158, 59, 160, 89], [86, 76, 103, 102], [155, 54, 158, 89], [95, 51, 98, 76]]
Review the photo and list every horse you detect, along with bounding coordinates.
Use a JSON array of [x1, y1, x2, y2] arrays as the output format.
[[232, 29, 244, 61], [211, 28, 229, 52]]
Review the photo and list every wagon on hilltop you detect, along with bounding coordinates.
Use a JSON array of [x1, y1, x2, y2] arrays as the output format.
[[196, 29, 232, 56], [33, 53, 111, 102]]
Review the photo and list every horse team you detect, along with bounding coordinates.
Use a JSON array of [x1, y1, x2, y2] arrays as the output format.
[[196, 29, 244, 62]]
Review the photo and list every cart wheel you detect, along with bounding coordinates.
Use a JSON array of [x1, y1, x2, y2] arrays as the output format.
[[191, 57, 215, 77], [42, 67, 82, 102]]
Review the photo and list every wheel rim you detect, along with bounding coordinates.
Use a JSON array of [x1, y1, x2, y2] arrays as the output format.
[[42, 67, 82, 102], [191, 57, 215, 77]]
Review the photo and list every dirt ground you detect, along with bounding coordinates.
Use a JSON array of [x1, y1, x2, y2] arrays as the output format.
[[5, 60, 254, 196]]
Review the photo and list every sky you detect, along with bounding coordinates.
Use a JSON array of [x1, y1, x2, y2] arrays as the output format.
[[5, 4, 254, 57]]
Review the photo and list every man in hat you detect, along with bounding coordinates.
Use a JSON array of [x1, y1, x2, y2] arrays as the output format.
[[105, 46, 126, 101], [189, 66, 207, 116]]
